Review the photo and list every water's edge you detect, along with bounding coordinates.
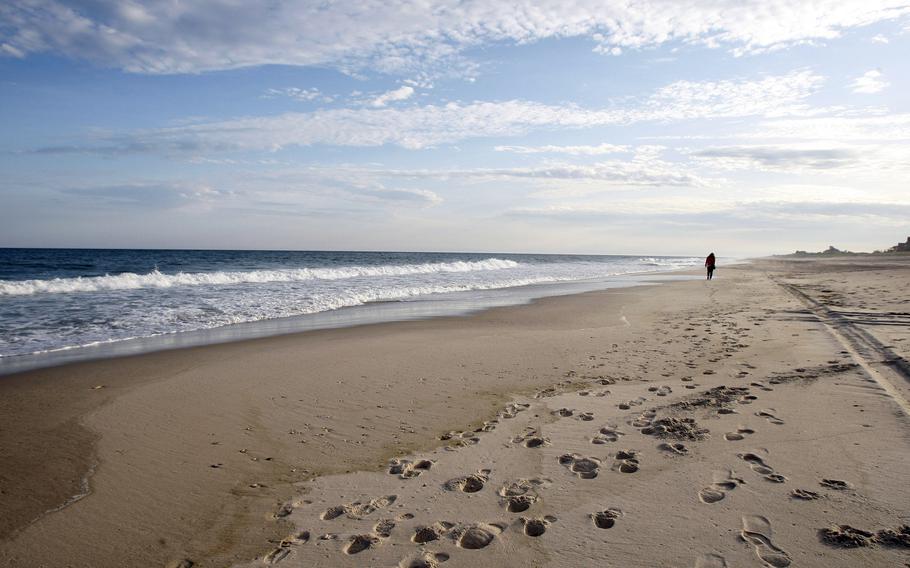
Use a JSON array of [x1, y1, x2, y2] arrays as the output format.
[[0, 271, 699, 376]]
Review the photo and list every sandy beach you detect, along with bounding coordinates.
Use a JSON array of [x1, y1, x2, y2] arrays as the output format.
[[1, 256, 909, 568]]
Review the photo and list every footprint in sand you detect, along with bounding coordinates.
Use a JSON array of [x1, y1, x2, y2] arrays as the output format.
[[698, 470, 744, 504], [737, 394, 759, 404], [819, 525, 875, 548], [523, 436, 550, 448], [444, 470, 491, 493], [558, 454, 601, 479], [274, 502, 295, 519], [658, 442, 688, 455], [399, 552, 450, 568], [513, 427, 550, 448], [322, 495, 398, 520], [698, 488, 725, 504], [591, 508, 622, 529], [498, 478, 548, 513], [738, 453, 787, 483], [412, 522, 456, 543], [374, 519, 396, 537], [724, 427, 755, 441], [591, 426, 624, 445], [630, 410, 656, 428], [612, 449, 640, 473], [262, 531, 310, 564], [756, 409, 785, 425], [552, 408, 575, 417], [500, 403, 530, 419], [618, 396, 647, 410], [520, 515, 557, 537], [694, 553, 728, 568], [575, 411, 595, 421], [344, 534, 381, 555], [645, 385, 672, 396], [453, 523, 506, 549], [819, 478, 853, 491], [389, 459, 434, 479], [741, 515, 791, 567], [790, 489, 821, 500], [263, 546, 291, 564]]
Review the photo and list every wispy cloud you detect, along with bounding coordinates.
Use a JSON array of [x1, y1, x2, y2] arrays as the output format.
[[29, 71, 824, 155], [495, 143, 630, 155], [692, 145, 860, 170], [369, 86, 415, 107], [2, 1, 906, 75], [850, 69, 889, 94], [61, 183, 229, 208], [508, 200, 910, 226], [262, 87, 333, 103]]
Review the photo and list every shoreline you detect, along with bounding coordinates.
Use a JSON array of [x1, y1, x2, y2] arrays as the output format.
[[0, 269, 701, 376], [1, 257, 908, 567]]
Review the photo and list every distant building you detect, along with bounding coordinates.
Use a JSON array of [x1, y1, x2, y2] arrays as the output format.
[[891, 237, 910, 252]]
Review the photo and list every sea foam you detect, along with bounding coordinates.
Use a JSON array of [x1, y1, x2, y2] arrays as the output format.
[[0, 258, 520, 296]]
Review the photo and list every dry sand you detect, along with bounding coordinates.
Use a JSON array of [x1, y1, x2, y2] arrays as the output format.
[[1, 257, 908, 567]]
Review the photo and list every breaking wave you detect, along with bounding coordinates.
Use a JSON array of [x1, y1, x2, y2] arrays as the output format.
[[0, 258, 521, 296]]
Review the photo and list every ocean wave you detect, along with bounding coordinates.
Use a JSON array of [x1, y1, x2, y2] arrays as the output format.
[[637, 257, 702, 266], [0, 258, 521, 296]]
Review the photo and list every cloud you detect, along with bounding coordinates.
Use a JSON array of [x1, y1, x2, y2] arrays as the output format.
[[508, 200, 910, 227], [29, 71, 823, 154], [2, 1, 907, 75], [850, 69, 889, 94], [262, 87, 333, 103], [61, 183, 228, 208], [494, 143, 630, 155], [345, 185, 441, 206], [368, 147, 709, 189], [369, 86, 415, 107], [748, 113, 910, 141], [462, 161, 704, 187], [692, 145, 860, 170]]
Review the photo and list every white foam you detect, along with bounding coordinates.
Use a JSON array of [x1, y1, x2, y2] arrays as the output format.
[[0, 258, 521, 296]]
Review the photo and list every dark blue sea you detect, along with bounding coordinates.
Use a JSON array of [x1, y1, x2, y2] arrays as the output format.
[[0, 248, 701, 371]]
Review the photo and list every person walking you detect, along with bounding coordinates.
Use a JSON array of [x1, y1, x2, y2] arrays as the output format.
[[705, 252, 716, 280]]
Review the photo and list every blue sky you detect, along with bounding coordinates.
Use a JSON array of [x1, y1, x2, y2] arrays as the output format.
[[1, 1, 909, 255]]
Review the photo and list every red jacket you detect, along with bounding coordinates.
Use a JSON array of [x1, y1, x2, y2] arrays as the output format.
[[705, 254, 716, 267]]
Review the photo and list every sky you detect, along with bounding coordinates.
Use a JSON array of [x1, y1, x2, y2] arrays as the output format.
[[1, 1, 909, 256]]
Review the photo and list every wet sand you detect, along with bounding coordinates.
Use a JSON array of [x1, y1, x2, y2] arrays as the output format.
[[1, 257, 908, 567]]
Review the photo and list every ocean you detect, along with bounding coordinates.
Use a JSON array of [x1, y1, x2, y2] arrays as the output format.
[[0, 248, 701, 372]]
